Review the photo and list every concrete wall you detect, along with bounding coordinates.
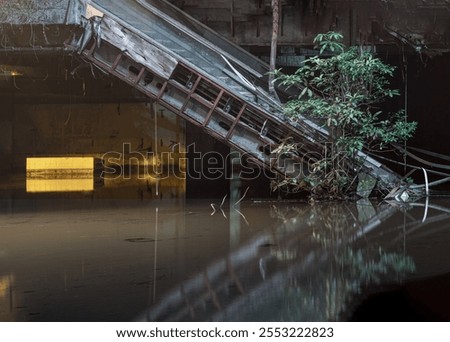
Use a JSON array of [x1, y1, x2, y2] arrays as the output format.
[[1, 101, 184, 171], [168, 0, 450, 56], [0, 0, 83, 24]]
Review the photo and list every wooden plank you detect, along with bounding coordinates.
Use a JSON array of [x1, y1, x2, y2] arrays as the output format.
[[100, 16, 178, 79]]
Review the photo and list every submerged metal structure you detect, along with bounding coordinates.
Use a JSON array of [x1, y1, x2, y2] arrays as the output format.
[[68, 0, 403, 189]]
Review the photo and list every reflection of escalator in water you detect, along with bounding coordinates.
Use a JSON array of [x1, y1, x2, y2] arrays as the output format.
[[71, 0, 403, 190], [136, 200, 450, 322]]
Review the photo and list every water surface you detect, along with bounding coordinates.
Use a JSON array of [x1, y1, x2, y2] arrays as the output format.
[[1, 177, 450, 321]]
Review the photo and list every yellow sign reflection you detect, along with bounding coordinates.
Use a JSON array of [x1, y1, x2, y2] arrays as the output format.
[[0, 275, 13, 299], [26, 157, 95, 193], [26, 179, 94, 193]]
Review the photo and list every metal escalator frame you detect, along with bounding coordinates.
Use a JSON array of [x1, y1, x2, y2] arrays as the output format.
[[75, 0, 405, 189], [77, 17, 315, 177]]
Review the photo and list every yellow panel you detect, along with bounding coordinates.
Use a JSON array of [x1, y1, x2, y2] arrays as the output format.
[[26, 179, 94, 193], [26, 157, 94, 170]]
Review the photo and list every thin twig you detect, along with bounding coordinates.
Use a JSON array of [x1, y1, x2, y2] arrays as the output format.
[[219, 194, 227, 209], [233, 187, 250, 207], [233, 207, 249, 226], [210, 203, 216, 216], [220, 208, 227, 219]]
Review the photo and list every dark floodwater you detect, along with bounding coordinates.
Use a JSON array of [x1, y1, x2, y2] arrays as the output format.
[[1, 176, 450, 321]]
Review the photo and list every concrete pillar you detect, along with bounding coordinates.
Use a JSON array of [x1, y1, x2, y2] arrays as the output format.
[[0, 93, 14, 174]]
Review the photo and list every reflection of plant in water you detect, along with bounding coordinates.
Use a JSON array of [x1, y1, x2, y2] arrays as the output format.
[[269, 204, 311, 230], [267, 248, 416, 321], [343, 248, 415, 285], [306, 203, 360, 247], [264, 202, 416, 321], [270, 204, 307, 221]]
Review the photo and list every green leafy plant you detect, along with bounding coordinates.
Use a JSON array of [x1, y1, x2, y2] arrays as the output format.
[[273, 32, 417, 199]]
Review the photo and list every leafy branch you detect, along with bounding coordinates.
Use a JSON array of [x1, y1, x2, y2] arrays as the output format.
[[273, 32, 417, 199]]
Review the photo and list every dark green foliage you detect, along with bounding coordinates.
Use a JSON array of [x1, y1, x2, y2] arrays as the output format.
[[273, 32, 417, 198]]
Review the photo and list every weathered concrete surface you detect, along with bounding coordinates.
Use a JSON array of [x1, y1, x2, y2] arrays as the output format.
[[168, 0, 450, 56], [1, 101, 184, 172], [0, 0, 85, 53], [1, 0, 449, 55], [0, 0, 84, 24]]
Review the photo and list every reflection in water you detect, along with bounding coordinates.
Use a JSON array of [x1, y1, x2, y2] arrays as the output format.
[[26, 179, 94, 193], [102, 171, 185, 200], [2, 173, 450, 321], [0, 275, 14, 321], [139, 199, 450, 322], [0, 275, 12, 299]]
